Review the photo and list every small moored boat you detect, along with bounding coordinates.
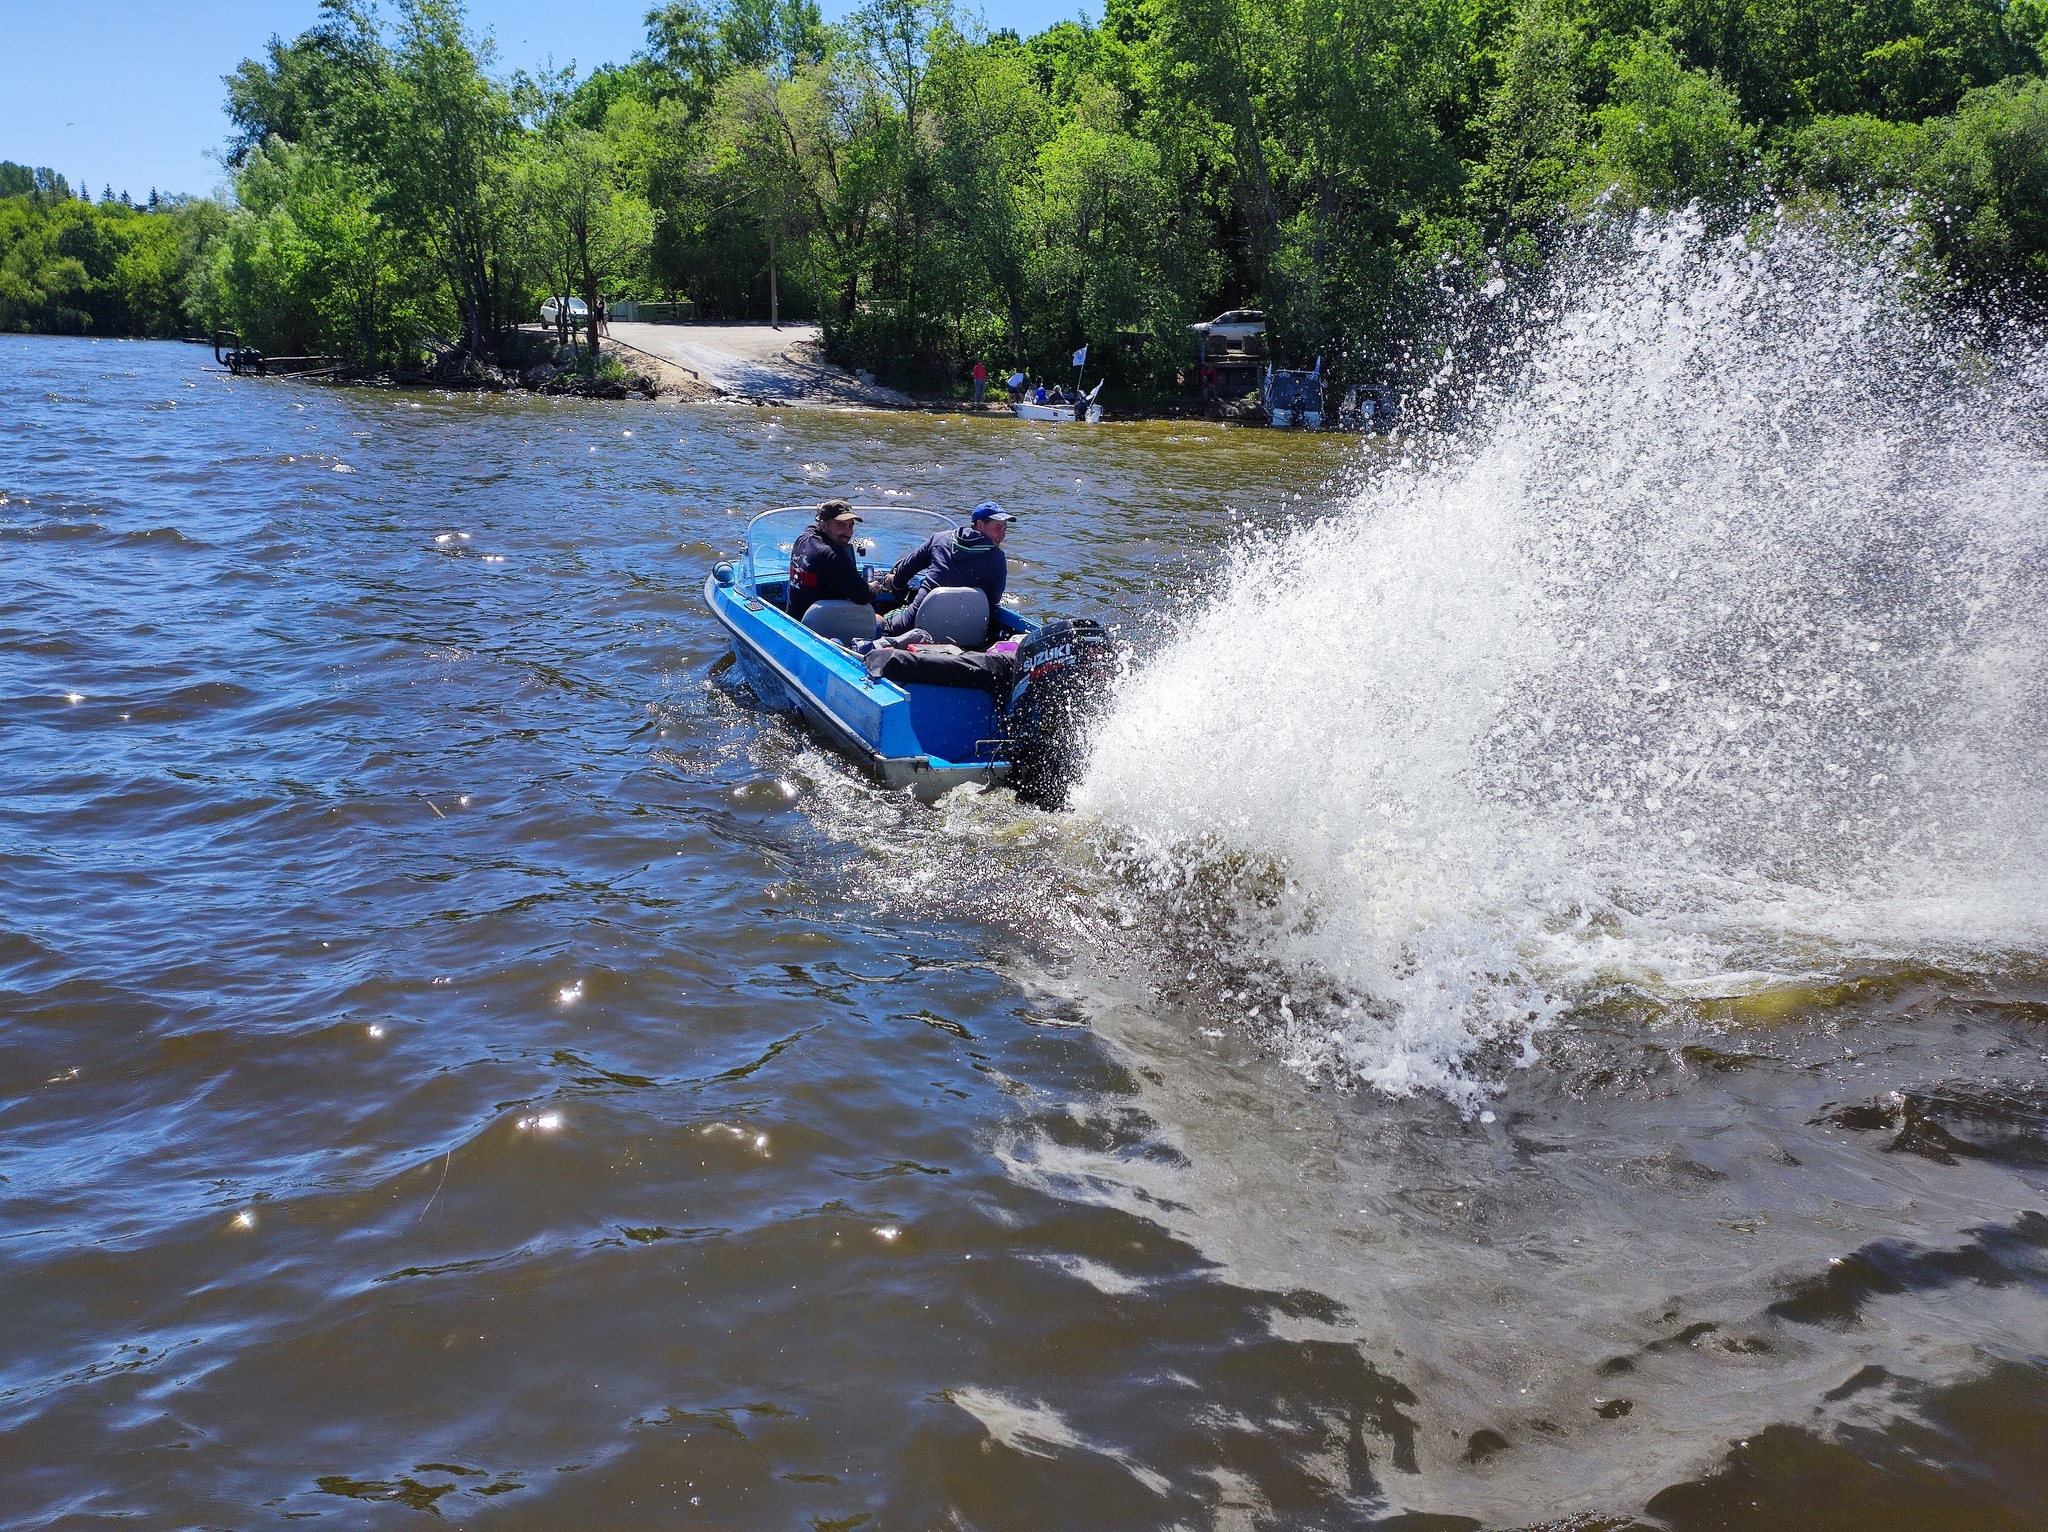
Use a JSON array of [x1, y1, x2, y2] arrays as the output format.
[[1011, 382, 1103, 424], [704, 505, 1115, 805], [1262, 362, 1325, 428]]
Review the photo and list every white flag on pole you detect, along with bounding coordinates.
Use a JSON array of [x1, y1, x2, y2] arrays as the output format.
[[1071, 345, 1088, 368]]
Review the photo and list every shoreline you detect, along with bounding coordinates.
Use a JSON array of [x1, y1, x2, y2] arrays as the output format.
[[577, 323, 1231, 421], [20, 329, 1230, 421]]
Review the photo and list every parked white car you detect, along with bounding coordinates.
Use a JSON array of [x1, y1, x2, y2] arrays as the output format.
[[1201, 307, 1265, 342], [1190, 307, 1267, 358], [539, 296, 589, 328]]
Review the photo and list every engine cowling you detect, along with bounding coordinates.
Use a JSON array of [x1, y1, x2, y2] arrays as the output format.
[[1002, 618, 1119, 809]]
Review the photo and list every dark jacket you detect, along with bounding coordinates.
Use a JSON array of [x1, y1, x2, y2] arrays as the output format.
[[787, 526, 875, 620], [887, 526, 1007, 609]]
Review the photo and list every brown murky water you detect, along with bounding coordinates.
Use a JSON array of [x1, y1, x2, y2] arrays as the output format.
[[2, 334, 2043, 1530]]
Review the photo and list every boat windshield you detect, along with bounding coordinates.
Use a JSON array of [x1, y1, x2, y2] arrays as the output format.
[[745, 504, 955, 586]]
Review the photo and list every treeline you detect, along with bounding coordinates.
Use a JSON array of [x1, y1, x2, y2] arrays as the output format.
[[7, 0, 2045, 393], [0, 165, 222, 337]]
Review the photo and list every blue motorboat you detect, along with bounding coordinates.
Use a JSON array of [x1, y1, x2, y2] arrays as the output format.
[[704, 505, 1114, 804], [1261, 361, 1325, 428]]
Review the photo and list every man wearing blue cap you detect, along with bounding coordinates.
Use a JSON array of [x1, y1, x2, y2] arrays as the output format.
[[880, 501, 1014, 637]]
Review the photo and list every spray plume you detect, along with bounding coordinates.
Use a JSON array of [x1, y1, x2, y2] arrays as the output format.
[[1077, 211, 2048, 1107]]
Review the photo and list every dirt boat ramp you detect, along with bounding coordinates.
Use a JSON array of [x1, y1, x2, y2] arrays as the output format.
[[604, 321, 915, 409]]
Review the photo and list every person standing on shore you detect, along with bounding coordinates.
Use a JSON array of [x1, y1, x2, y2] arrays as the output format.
[[971, 359, 987, 408]]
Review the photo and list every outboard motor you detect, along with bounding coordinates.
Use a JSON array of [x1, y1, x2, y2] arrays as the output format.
[[1002, 618, 1118, 809]]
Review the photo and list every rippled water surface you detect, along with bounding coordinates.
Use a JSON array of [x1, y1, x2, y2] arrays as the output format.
[[2, 326, 2045, 1531]]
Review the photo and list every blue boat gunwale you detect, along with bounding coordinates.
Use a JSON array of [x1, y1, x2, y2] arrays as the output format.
[[705, 503, 1036, 793]]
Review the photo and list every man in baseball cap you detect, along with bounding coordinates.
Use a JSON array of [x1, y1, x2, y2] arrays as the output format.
[[879, 500, 1016, 640], [787, 498, 881, 622]]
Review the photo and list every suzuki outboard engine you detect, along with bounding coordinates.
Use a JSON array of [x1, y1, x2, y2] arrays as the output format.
[[1002, 618, 1119, 809]]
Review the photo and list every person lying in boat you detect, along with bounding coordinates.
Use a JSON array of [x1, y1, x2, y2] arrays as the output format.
[[786, 499, 886, 621], [878, 501, 1012, 641]]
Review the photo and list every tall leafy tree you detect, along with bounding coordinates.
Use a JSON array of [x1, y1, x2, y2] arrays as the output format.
[[707, 53, 892, 328], [517, 126, 653, 353], [311, 0, 520, 355]]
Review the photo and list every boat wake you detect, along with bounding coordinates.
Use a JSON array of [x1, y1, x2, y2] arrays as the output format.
[[1074, 211, 2048, 1107]]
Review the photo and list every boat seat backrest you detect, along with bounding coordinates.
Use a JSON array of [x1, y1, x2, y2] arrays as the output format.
[[801, 600, 878, 645], [915, 587, 990, 648]]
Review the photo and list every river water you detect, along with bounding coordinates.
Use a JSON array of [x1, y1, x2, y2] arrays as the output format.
[[3, 228, 2045, 1532]]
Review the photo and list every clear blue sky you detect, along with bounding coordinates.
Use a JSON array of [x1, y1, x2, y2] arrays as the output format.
[[0, 0, 1098, 201]]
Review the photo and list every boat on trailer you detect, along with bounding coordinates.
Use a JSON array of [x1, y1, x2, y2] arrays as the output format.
[[704, 505, 1114, 805]]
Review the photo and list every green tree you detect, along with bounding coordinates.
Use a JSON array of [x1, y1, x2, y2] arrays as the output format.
[[1792, 75, 2048, 303], [192, 138, 419, 363], [0, 193, 217, 335], [642, 0, 728, 113], [1930, 74, 2048, 295], [706, 55, 892, 329], [1027, 79, 1176, 376], [924, 25, 1050, 358], [517, 128, 654, 352], [1470, 0, 1592, 252], [1590, 33, 1760, 208], [311, 0, 521, 355], [223, 21, 377, 163], [719, 0, 830, 72], [193, 0, 2048, 394]]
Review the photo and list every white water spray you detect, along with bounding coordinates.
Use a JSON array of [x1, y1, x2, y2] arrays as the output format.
[[1077, 213, 2048, 1105]]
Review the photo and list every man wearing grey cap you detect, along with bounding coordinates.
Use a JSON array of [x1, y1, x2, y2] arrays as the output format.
[[879, 500, 1014, 635]]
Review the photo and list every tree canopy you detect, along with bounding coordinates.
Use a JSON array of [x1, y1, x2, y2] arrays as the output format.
[[6, 0, 2043, 388]]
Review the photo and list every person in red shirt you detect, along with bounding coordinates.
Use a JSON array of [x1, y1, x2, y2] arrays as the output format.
[[971, 359, 988, 408]]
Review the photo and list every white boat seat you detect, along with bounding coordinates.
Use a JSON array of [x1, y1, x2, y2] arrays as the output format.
[[801, 600, 878, 645], [914, 587, 990, 648]]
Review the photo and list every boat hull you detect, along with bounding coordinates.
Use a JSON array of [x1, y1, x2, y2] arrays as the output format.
[[1011, 401, 1101, 423], [705, 571, 1013, 801]]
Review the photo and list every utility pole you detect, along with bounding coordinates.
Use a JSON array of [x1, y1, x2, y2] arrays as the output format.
[[769, 224, 780, 330]]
